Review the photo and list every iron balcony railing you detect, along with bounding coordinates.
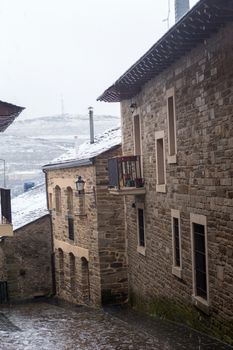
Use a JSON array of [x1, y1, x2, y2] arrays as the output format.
[[108, 155, 144, 189]]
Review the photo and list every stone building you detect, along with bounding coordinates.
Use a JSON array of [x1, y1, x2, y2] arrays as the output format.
[[98, 0, 233, 343], [42, 127, 128, 306], [0, 99, 53, 304], [0, 183, 53, 302]]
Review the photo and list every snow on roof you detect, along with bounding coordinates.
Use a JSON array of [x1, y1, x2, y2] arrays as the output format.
[[11, 183, 48, 230], [48, 126, 121, 165], [11, 127, 121, 229]]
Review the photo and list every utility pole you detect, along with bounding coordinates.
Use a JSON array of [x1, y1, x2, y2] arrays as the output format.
[[61, 95, 65, 117]]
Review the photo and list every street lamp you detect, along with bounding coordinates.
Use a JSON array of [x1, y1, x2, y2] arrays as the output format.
[[0, 159, 6, 188], [75, 176, 85, 194]]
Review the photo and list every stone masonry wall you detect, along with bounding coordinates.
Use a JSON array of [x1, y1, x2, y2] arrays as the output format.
[[121, 22, 233, 343], [96, 148, 128, 304], [46, 145, 127, 306], [0, 215, 53, 301], [47, 164, 102, 305]]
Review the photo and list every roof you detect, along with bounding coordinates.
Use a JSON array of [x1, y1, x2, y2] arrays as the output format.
[[0, 100, 25, 132], [11, 183, 48, 230], [97, 0, 233, 102], [42, 126, 121, 171]]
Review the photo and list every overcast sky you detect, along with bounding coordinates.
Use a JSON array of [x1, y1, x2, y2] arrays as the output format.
[[0, 0, 198, 118]]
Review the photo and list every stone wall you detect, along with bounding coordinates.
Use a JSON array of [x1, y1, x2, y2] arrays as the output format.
[[0, 215, 53, 301], [120, 22, 233, 343], [47, 164, 101, 305], [46, 145, 127, 306], [96, 149, 128, 304]]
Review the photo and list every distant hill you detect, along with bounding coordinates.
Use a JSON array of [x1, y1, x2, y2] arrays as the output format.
[[0, 113, 120, 196]]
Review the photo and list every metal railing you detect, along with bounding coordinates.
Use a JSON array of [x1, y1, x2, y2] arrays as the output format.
[[108, 155, 144, 189]]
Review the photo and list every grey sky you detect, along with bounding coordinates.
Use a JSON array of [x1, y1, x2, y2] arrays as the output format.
[[0, 0, 198, 118]]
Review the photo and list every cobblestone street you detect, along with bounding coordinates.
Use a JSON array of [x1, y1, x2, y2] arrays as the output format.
[[0, 301, 232, 350]]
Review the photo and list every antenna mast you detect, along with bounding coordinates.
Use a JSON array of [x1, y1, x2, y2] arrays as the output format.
[[61, 95, 65, 116], [162, 0, 171, 29]]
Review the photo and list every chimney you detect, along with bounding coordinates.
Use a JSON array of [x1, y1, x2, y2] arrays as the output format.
[[74, 136, 79, 157], [175, 0, 190, 23], [88, 106, 94, 144]]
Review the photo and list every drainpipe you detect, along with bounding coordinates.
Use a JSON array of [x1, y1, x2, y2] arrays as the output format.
[[175, 0, 190, 22], [89, 106, 94, 144]]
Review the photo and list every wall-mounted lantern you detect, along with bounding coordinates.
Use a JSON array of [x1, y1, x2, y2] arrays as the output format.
[[130, 102, 137, 114], [75, 176, 85, 194]]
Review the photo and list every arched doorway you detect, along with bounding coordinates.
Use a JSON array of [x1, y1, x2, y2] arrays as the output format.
[[69, 253, 76, 294], [57, 248, 64, 294]]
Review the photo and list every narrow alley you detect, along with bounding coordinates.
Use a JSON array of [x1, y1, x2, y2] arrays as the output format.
[[0, 301, 232, 350]]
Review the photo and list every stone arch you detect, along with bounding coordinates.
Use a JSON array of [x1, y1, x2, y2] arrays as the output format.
[[81, 257, 90, 303], [69, 252, 76, 294], [55, 185, 61, 213]]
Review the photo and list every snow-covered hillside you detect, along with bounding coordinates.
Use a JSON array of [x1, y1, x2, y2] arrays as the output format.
[[0, 113, 119, 196], [11, 126, 121, 230]]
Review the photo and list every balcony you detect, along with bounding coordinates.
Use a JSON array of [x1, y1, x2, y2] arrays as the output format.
[[108, 155, 146, 195]]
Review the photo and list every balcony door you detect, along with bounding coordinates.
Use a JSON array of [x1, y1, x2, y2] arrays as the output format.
[[133, 115, 143, 175]]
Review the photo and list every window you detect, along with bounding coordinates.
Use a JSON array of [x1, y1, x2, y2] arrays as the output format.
[[155, 131, 166, 193], [67, 187, 73, 214], [136, 203, 146, 255], [138, 209, 145, 246], [68, 217, 74, 240], [167, 88, 177, 163], [55, 186, 61, 213], [190, 214, 209, 308], [171, 209, 182, 278]]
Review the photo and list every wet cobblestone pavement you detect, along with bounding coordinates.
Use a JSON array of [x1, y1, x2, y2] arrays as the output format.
[[0, 300, 232, 350]]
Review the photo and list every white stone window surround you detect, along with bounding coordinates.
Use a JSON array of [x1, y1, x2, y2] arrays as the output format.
[[166, 87, 177, 164], [190, 213, 210, 313], [155, 130, 166, 193], [171, 209, 182, 279], [136, 202, 146, 256]]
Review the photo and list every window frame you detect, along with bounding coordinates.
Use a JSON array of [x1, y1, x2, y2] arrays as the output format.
[[167, 87, 177, 164], [171, 209, 182, 278], [190, 213, 209, 311], [155, 130, 166, 193]]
